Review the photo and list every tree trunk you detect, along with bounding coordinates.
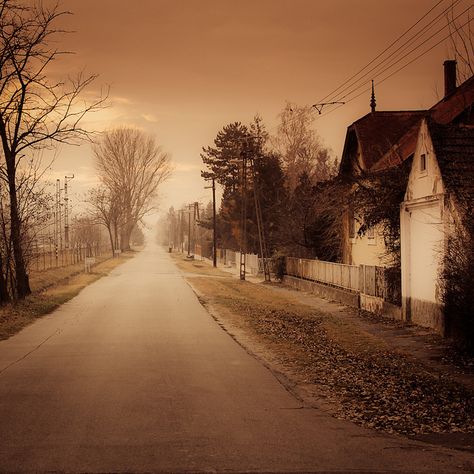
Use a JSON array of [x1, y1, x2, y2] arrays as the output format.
[[120, 227, 131, 251], [6, 151, 30, 298], [0, 254, 10, 303], [107, 225, 114, 257]]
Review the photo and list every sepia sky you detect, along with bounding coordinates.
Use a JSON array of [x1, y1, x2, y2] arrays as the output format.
[[49, 0, 466, 218]]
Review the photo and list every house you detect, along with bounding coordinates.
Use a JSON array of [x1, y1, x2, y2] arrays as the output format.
[[400, 120, 474, 333], [338, 109, 425, 266], [338, 60, 474, 267]]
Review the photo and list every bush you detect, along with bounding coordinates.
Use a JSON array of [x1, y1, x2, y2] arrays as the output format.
[[441, 222, 474, 352], [271, 253, 286, 281]]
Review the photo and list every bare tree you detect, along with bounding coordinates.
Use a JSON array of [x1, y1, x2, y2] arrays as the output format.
[[0, 0, 107, 298], [447, 4, 474, 82], [93, 127, 171, 250], [271, 103, 338, 193], [87, 186, 122, 256], [70, 215, 102, 258]]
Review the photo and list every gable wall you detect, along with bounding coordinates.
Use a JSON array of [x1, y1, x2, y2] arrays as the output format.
[[401, 120, 448, 333]]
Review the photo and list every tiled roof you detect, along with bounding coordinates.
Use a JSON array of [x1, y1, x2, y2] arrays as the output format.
[[429, 122, 474, 211], [340, 74, 474, 174], [349, 111, 426, 170], [430, 74, 474, 124]]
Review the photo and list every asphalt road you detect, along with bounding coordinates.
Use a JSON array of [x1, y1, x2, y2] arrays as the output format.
[[0, 243, 472, 473]]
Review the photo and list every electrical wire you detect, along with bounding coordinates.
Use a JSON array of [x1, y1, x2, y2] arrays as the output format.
[[323, 0, 466, 104], [329, 4, 472, 106], [319, 0, 450, 103], [316, 14, 474, 120]]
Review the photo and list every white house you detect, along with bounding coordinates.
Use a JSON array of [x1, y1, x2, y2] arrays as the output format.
[[339, 61, 474, 269], [400, 119, 474, 333]]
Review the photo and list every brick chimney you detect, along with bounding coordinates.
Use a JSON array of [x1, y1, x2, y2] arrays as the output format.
[[443, 60, 457, 97]]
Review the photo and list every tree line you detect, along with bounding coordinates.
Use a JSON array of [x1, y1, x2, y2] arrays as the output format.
[[88, 127, 171, 255], [0, 1, 171, 303], [196, 105, 341, 262]]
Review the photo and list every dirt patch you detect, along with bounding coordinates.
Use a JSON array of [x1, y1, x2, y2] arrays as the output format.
[[170, 252, 232, 278], [0, 252, 135, 340], [175, 256, 474, 437]]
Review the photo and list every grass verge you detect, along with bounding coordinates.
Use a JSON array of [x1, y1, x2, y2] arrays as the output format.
[[173, 253, 474, 437], [0, 251, 136, 340]]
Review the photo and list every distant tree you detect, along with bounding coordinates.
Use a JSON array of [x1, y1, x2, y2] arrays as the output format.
[[71, 216, 102, 257], [272, 103, 338, 193], [0, 0, 106, 298], [201, 117, 284, 254], [201, 122, 250, 192], [87, 187, 122, 256], [130, 224, 145, 247], [250, 152, 287, 253], [93, 127, 171, 250]]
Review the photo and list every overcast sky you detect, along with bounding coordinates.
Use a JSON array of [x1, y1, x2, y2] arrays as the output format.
[[47, 0, 469, 219]]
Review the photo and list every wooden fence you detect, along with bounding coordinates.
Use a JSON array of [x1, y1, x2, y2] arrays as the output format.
[[286, 257, 360, 292], [189, 246, 399, 306], [285, 257, 399, 304]]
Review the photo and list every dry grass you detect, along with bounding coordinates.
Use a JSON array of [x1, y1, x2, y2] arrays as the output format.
[[170, 252, 232, 278], [176, 257, 474, 436], [0, 252, 136, 340]]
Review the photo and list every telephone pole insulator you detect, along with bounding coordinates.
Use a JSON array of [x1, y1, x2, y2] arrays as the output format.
[[312, 101, 345, 114]]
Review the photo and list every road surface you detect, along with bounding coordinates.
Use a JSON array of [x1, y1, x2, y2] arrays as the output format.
[[0, 243, 471, 473]]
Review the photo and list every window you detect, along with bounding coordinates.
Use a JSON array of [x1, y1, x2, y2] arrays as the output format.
[[367, 226, 375, 239], [420, 153, 427, 172]]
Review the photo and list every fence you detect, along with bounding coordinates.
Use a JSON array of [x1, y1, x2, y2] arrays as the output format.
[[286, 257, 360, 292], [27, 244, 109, 272], [285, 257, 399, 304], [190, 245, 260, 276]]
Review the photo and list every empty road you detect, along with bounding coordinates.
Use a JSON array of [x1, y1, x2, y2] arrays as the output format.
[[0, 243, 471, 473]]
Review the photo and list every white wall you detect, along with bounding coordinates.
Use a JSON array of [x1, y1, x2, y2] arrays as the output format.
[[401, 120, 447, 332], [350, 223, 387, 266]]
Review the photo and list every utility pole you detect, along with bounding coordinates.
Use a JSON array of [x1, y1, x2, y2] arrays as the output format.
[[193, 201, 199, 258], [239, 146, 248, 280], [64, 174, 74, 249], [187, 204, 192, 258], [179, 209, 185, 252], [250, 158, 271, 282], [55, 179, 60, 266], [205, 177, 217, 267]]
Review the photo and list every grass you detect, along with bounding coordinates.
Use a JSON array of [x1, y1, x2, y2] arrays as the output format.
[[174, 255, 474, 436], [0, 251, 136, 340], [170, 252, 232, 278]]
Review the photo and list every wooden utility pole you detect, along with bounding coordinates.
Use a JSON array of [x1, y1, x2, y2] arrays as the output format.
[[187, 204, 192, 257], [250, 158, 271, 282], [239, 148, 248, 280], [205, 177, 217, 267], [212, 178, 217, 267]]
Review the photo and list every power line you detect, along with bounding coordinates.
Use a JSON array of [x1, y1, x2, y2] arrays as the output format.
[[315, 14, 474, 120], [324, 0, 467, 104], [319, 0, 450, 104], [272, 1, 470, 135], [323, 4, 472, 109]]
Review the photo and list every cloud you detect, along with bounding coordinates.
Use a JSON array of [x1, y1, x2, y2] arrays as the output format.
[[112, 96, 134, 105], [141, 113, 158, 123]]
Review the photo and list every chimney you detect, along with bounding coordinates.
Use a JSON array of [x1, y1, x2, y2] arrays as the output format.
[[443, 60, 457, 97]]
